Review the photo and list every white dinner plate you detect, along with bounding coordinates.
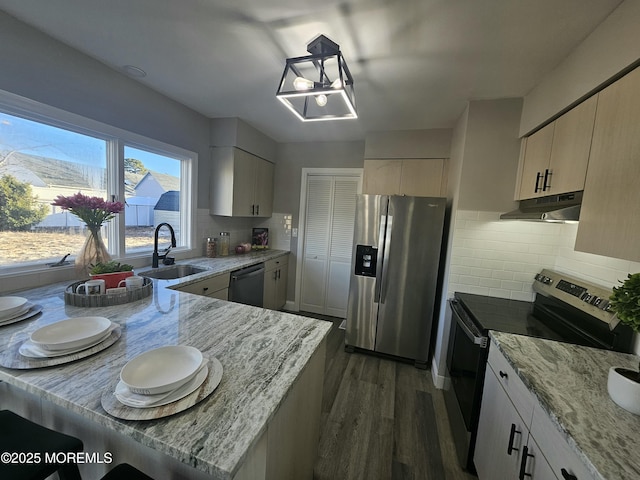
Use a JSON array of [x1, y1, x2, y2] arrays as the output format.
[[0, 297, 28, 320], [30, 316, 112, 351], [120, 345, 203, 395], [0, 303, 33, 323], [0, 303, 42, 327], [20, 323, 116, 358], [116, 360, 210, 408]]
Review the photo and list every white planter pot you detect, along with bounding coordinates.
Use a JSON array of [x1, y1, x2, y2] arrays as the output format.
[[607, 366, 640, 415]]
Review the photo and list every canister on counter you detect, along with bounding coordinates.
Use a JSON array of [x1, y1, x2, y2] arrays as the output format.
[[219, 232, 230, 256], [206, 237, 217, 258]]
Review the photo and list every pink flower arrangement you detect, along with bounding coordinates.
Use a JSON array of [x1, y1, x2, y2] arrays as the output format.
[[51, 193, 125, 231]]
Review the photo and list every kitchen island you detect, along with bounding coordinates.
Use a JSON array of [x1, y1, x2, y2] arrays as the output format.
[[0, 251, 331, 480], [489, 332, 640, 480]]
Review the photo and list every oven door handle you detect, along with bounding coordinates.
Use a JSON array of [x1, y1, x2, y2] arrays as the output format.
[[450, 299, 488, 348]]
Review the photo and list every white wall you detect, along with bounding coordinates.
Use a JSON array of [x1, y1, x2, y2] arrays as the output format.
[[457, 99, 522, 212], [432, 99, 522, 387], [0, 11, 211, 209], [520, 0, 640, 135], [364, 129, 452, 159]]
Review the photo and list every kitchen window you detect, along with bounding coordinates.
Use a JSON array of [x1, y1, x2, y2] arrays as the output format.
[[0, 92, 197, 271]]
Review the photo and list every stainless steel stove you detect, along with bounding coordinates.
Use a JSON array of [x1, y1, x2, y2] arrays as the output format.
[[444, 269, 634, 473]]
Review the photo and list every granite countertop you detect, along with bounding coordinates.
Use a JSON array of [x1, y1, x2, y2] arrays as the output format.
[[490, 332, 640, 480], [0, 250, 331, 480]]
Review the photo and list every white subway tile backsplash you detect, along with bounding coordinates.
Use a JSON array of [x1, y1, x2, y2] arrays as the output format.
[[479, 278, 502, 288], [492, 270, 514, 280], [458, 275, 481, 286], [480, 259, 505, 270], [448, 210, 640, 299], [488, 288, 511, 298], [510, 291, 536, 302], [501, 280, 524, 291]]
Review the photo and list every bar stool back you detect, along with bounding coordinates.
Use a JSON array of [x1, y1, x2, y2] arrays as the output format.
[[100, 463, 154, 480], [0, 410, 83, 480]]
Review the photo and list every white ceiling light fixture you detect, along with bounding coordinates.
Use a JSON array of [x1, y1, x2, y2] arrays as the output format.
[[276, 34, 357, 122]]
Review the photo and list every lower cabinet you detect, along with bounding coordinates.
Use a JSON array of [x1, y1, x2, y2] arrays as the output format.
[[173, 273, 230, 300], [263, 255, 288, 311], [474, 363, 535, 479], [475, 344, 594, 480]]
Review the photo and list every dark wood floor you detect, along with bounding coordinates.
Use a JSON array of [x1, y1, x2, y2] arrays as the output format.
[[310, 315, 476, 480]]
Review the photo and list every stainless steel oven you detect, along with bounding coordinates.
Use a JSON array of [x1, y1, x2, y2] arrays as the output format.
[[443, 269, 634, 473]]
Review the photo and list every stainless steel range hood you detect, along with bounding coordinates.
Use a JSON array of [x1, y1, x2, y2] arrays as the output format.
[[500, 191, 582, 222]]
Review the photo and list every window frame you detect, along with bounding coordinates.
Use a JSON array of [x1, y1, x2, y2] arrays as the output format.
[[0, 89, 199, 274]]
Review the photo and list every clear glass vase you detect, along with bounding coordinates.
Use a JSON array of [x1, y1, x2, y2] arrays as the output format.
[[75, 227, 111, 276]]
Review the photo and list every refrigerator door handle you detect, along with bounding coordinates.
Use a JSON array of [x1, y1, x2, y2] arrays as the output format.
[[379, 215, 393, 304], [374, 214, 386, 302]]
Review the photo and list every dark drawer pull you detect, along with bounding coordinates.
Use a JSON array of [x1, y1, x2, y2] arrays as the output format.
[[518, 445, 533, 479], [499, 370, 508, 379], [535, 172, 544, 192], [542, 168, 552, 191], [561, 468, 578, 480], [507, 423, 520, 455]]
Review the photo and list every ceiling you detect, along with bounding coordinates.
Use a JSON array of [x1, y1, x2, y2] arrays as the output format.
[[0, 0, 623, 143]]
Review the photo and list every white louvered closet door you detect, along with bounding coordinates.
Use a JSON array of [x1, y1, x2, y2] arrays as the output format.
[[300, 175, 360, 317]]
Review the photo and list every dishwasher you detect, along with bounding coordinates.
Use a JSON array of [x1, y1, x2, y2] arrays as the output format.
[[229, 263, 265, 307]]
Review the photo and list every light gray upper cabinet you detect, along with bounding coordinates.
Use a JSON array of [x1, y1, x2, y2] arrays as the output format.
[[362, 158, 447, 197], [575, 66, 640, 262], [517, 95, 597, 200], [210, 147, 274, 217]]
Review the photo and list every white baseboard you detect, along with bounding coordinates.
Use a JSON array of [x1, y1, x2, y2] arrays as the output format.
[[431, 357, 450, 390]]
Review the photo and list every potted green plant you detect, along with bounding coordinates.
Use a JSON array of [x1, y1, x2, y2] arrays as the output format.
[[607, 273, 640, 415], [89, 261, 134, 289]]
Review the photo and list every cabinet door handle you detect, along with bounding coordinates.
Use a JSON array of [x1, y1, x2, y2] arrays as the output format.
[[560, 468, 578, 480], [499, 370, 508, 379], [518, 445, 533, 479], [543, 168, 552, 191], [202, 287, 209, 293], [256, 204, 260, 215], [535, 172, 544, 192], [252, 204, 255, 215], [507, 423, 520, 455]]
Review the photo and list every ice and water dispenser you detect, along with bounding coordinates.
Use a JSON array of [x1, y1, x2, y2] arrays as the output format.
[[354, 245, 378, 277]]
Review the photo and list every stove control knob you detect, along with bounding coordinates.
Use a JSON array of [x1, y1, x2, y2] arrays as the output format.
[[543, 276, 553, 285], [589, 295, 601, 306], [582, 293, 593, 303]]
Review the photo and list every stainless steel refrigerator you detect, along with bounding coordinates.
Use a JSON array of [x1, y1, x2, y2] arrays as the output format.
[[345, 194, 446, 366]]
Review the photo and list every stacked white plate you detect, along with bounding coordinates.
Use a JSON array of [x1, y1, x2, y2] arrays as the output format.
[[0, 296, 36, 326], [21, 316, 115, 358], [116, 346, 209, 408]]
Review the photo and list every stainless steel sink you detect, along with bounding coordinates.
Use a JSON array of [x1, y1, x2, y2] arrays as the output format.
[[139, 264, 207, 280]]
